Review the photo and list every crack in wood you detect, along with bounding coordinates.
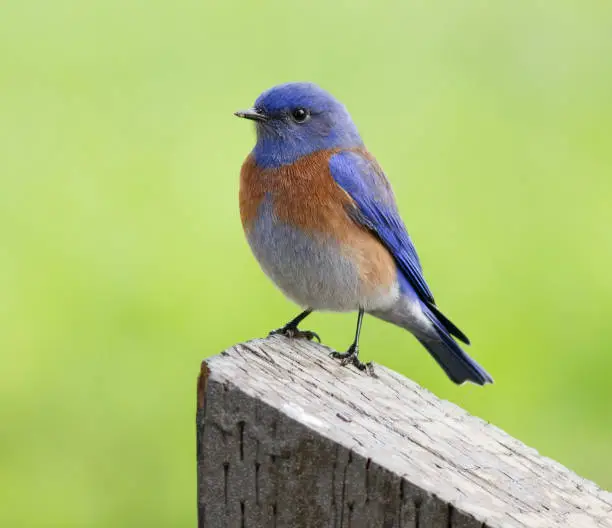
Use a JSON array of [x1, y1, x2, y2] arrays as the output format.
[[255, 462, 260, 506], [222, 462, 229, 508], [414, 496, 422, 528], [238, 421, 245, 461], [331, 444, 338, 528], [398, 478, 405, 527], [339, 450, 352, 528]]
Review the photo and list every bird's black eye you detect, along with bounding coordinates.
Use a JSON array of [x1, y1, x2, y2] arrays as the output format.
[[291, 108, 310, 123]]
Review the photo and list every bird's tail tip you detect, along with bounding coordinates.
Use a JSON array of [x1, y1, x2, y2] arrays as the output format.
[[418, 334, 493, 385], [419, 305, 493, 386]]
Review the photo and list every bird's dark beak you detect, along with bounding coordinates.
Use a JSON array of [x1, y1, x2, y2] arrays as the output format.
[[234, 108, 268, 122]]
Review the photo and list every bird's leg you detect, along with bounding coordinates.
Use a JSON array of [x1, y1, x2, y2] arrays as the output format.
[[268, 309, 320, 342], [330, 309, 375, 375]]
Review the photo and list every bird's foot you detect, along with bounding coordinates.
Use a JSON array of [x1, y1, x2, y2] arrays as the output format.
[[330, 345, 375, 375], [268, 325, 321, 342]]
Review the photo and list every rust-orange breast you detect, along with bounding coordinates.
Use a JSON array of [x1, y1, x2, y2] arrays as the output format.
[[239, 149, 397, 292]]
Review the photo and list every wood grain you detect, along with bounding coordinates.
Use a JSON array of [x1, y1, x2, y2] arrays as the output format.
[[196, 336, 612, 528]]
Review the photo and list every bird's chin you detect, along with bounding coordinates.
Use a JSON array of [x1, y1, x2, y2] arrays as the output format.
[[255, 122, 282, 140]]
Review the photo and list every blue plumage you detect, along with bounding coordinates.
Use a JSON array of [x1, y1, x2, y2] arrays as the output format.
[[418, 301, 492, 385], [329, 150, 435, 305], [251, 82, 363, 168], [330, 149, 491, 384]]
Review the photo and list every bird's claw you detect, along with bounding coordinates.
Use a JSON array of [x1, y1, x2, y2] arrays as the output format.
[[269, 326, 321, 342], [330, 348, 375, 375]]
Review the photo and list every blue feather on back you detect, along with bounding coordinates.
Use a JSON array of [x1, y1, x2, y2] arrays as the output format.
[[329, 150, 435, 304]]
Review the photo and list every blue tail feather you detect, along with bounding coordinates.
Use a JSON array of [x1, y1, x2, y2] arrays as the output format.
[[419, 304, 493, 385], [424, 301, 470, 345]]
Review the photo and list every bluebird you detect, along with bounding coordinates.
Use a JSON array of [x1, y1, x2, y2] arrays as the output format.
[[235, 82, 492, 385]]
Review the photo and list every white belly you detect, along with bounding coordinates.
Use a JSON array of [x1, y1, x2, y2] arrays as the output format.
[[246, 201, 398, 312]]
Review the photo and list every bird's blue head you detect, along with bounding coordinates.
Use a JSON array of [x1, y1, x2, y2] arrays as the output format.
[[235, 82, 363, 168]]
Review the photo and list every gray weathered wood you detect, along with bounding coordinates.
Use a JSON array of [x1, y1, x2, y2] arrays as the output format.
[[196, 336, 612, 528]]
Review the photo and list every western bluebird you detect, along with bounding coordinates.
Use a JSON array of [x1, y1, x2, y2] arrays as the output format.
[[235, 82, 492, 385]]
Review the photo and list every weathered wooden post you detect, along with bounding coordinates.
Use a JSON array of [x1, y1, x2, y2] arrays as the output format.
[[196, 336, 612, 527]]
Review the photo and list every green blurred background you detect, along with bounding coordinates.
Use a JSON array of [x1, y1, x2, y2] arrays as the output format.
[[2, 1, 611, 526]]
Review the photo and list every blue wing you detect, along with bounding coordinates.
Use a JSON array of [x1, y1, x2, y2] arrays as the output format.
[[329, 150, 470, 345], [329, 149, 435, 304]]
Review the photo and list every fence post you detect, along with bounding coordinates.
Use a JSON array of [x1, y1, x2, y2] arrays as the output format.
[[196, 336, 612, 528]]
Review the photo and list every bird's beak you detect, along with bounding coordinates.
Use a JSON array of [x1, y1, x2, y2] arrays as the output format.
[[234, 108, 268, 122]]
